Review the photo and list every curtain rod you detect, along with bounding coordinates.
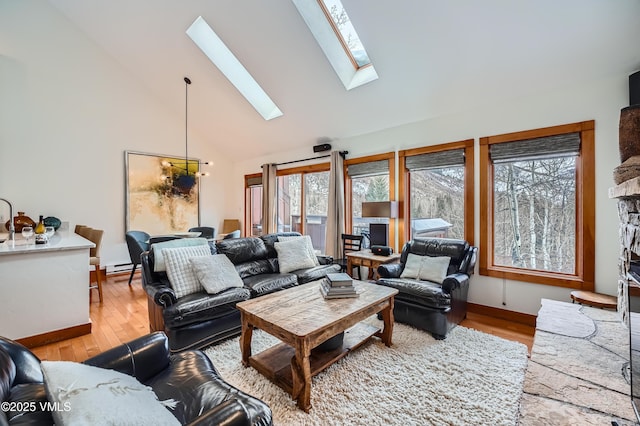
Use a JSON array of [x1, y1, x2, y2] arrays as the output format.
[[268, 150, 348, 167]]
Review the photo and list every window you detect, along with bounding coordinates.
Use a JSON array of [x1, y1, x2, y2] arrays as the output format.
[[304, 171, 330, 252], [244, 174, 263, 236], [276, 164, 330, 253], [400, 140, 474, 246], [345, 154, 395, 248], [479, 121, 595, 290]]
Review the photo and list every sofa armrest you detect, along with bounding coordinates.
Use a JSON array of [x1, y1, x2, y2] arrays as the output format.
[[377, 263, 402, 278], [316, 255, 333, 265], [83, 332, 170, 383], [143, 282, 177, 307], [441, 273, 469, 294], [187, 399, 251, 426], [141, 252, 178, 307]]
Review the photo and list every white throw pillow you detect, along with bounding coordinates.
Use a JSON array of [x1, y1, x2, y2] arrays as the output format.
[[152, 237, 209, 272], [278, 235, 320, 266], [400, 253, 451, 284], [275, 238, 317, 273], [190, 254, 245, 295], [163, 245, 212, 298], [41, 361, 180, 426]]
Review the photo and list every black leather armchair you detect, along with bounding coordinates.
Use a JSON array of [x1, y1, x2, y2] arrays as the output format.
[[0, 332, 272, 425], [376, 237, 477, 339]]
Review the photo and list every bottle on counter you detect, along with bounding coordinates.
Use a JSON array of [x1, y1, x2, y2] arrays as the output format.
[[35, 215, 46, 234], [34, 215, 48, 244]]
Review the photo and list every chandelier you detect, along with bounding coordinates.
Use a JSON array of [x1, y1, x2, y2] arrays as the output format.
[[161, 77, 212, 192]]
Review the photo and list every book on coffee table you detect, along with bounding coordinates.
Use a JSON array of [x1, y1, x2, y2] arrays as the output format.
[[325, 272, 353, 287], [320, 279, 358, 299]]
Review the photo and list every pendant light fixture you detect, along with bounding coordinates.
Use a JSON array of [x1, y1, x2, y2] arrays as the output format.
[[166, 77, 212, 183]]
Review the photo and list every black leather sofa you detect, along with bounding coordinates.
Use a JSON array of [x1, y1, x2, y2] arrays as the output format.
[[0, 332, 272, 425], [142, 232, 341, 352], [376, 237, 477, 339]]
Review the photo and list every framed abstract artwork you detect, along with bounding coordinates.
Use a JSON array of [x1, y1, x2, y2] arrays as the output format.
[[125, 151, 200, 233]]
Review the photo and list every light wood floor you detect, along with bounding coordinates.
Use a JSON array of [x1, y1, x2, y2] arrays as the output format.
[[30, 273, 535, 362]]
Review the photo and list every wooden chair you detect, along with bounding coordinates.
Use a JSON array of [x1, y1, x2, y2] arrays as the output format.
[[77, 226, 104, 303], [218, 219, 241, 239], [222, 219, 241, 234], [335, 234, 364, 279]]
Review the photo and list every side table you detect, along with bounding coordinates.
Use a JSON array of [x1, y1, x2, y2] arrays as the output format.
[[569, 290, 617, 310], [346, 249, 401, 280]]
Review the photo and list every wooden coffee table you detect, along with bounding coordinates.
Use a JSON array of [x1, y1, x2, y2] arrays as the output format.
[[237, 280, 398, 412]]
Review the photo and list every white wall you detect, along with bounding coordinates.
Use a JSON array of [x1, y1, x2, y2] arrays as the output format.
[[0, 2, 234, 267], [233, 73, 627, 316]]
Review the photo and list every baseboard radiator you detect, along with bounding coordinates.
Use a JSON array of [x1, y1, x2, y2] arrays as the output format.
[[106, 263, 133, 274]]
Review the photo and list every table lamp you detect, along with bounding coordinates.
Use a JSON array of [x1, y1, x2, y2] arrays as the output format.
[[361, 201, 398, 254]]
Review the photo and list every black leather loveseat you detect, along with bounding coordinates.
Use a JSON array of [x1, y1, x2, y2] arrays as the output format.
[[376, 237, 477, 340], [0, 332, 272, 425], [142, 232, 341, 352]]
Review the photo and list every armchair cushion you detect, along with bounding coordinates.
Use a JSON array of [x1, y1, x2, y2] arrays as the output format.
[[190, 254, 244, 295], [400, 254, 451, 284], [163, 245, 212, 298], [377, 278, 452, 309], [41, 361, 180, 425]]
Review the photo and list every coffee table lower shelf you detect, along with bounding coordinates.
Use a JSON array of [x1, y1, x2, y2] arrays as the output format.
[[248, 322, 379, 396]]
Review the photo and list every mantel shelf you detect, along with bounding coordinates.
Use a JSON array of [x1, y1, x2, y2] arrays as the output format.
[[609, 176, 640, 198]]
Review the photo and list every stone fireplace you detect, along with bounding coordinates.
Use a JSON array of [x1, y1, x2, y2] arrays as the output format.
[[609, 176, 640, 325]]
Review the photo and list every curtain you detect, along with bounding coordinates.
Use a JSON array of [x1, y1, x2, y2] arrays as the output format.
[[325, 151, 345, 258], [261, 163, 277, 234]]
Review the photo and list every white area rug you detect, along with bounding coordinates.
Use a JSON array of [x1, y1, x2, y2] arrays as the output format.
[[205, 318, 528, 426]]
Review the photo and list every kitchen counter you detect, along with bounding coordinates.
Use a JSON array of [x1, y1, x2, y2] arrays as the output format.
[[0, 231, 94, 344], [0, 231, 94, 255]]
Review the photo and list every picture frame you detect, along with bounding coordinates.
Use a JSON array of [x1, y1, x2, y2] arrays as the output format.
[[125, 151, 200, 233]]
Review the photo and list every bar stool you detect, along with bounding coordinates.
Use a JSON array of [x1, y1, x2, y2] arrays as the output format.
[[77, 226, 104, 303]]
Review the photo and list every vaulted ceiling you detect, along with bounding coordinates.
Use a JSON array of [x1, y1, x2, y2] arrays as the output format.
[[49, 0, 640, 160]]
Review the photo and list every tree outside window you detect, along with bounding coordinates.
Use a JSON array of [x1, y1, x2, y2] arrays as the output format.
[[276, 168, 330, 253], [493, 158, 576, 274], [400, 140, 474, 246], [479, 121, 595, 290], [409, 167, 464, 240]]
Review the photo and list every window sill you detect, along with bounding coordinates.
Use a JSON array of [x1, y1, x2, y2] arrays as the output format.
[[479, 265, 590, 290]]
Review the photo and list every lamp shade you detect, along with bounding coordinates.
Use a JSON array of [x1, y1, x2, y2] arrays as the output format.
[[361, 201, 398, 218]]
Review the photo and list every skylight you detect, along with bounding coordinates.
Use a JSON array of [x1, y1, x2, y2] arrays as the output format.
[[292, 0, 378, 90], [186, 16, 283, 121], [318, 0, 371, 69]]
